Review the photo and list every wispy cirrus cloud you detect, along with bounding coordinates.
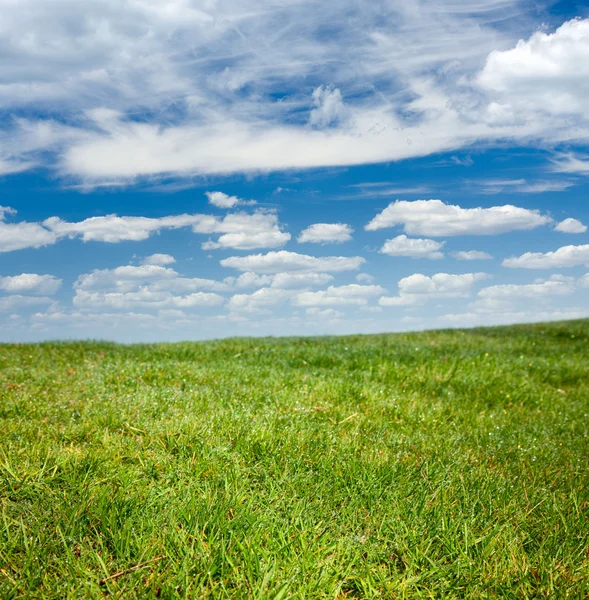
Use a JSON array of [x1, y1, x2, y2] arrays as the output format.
[[2, 1, 588, 183], [472, 178, 575, 194]]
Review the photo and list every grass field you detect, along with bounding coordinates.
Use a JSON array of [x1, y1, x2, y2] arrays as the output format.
[[1, 320, 588, 598]]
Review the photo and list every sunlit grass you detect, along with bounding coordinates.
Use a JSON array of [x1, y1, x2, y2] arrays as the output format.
[[1, 319, 588, 598]]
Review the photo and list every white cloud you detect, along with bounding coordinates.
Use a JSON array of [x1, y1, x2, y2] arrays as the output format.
[[380, 272, 489, 306], [380, 235, 445, 259], [202, 231, 290, 251], [309, 86, 347, 128], [478, 279, 575, 300], [198, 211, 290, 250], [399, 273, 489, 295], [0, 208, 289, 252], [1, 6, 589, 182], [474, 179, 574, 194], [356, 273, 375, 284], [555, 218, 587, 234], [366, 200, 551, 236], [297, 223, 353, 244], [503, 244, 589, 269], [378, 295, 420, 307], [142, 253, 176, 266], [74, 289, 224, 311], [271, 272, 334, 289], [0, 160, 36, 176], [228, 288, 293, 313], [76, 265, 229, 294], [73, 263, 229, 312], [205, 191, 256, 209], [359, 305, 382, 314], [0, 295, 55, 311], [0, 206, 17, 219], [551, 153, 589, 174], [76, 265, 177, 292], [465, 274, 585, 314], [220, 251, 365, 274], [0, 207, 58, 252], [294, 284, 386, 307], [451, 250, 493, 260], [232, 271, 334, 290], [43, 213, 198, 243], [0, 274, 62, 295], [233, 273, 273, 289], [306, 307, 344, 319], [477, 18, 589, 120]]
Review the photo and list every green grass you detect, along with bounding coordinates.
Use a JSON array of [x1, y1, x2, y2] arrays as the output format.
[[1, 320, 588, 599]]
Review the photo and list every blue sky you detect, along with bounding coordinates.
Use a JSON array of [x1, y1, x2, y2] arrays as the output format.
[[1, 0, 589, 342]]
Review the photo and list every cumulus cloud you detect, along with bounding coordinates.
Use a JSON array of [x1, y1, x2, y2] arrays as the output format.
[[366, 200, 551, 236], [0, 274, 62, 295], [478, 279, 575, 300], [232, 273, 273, 289], [75, 265, 229, 294], [0, 206, 17, 219], [451, 250, 493, 260], [228, 288, 293, 313], [0, 208, 289, 252], [477, 18, 589, 120], [198, 211, 290, 250], [380, 272, 489, 306], [142, 253, 176, 266], [0, 207, 58, 252], [271, 273, 334, 289], [297, 223, 353, 244], [233, 272, 334, 289], [228, 283, 384, 313], [503, 244, 589, 269], [205, 191, 256, 209], [220, 251, 365, 274], [380, 235, 445, 259], [399, 273, 489, 296], [74, 289, 224, 311], [44, 213, 198, 243], [202, 231, 290, 251], [293, 284, 385, 307], [73, 264, 228, 312], [555, 218, 587, 234], [451, 274, 586, 318], [0, 295, 55, 311]]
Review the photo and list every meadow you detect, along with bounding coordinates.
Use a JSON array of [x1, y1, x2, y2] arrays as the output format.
[[1, 319, 588, 598]]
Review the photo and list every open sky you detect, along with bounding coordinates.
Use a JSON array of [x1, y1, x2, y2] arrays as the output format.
[[1, 0, 589, 342]]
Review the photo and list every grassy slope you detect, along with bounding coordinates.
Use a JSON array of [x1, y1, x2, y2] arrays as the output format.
[[1, 320, 588, 599]]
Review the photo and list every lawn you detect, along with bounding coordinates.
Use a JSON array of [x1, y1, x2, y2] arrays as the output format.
[[1, 320, 588, 598]]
